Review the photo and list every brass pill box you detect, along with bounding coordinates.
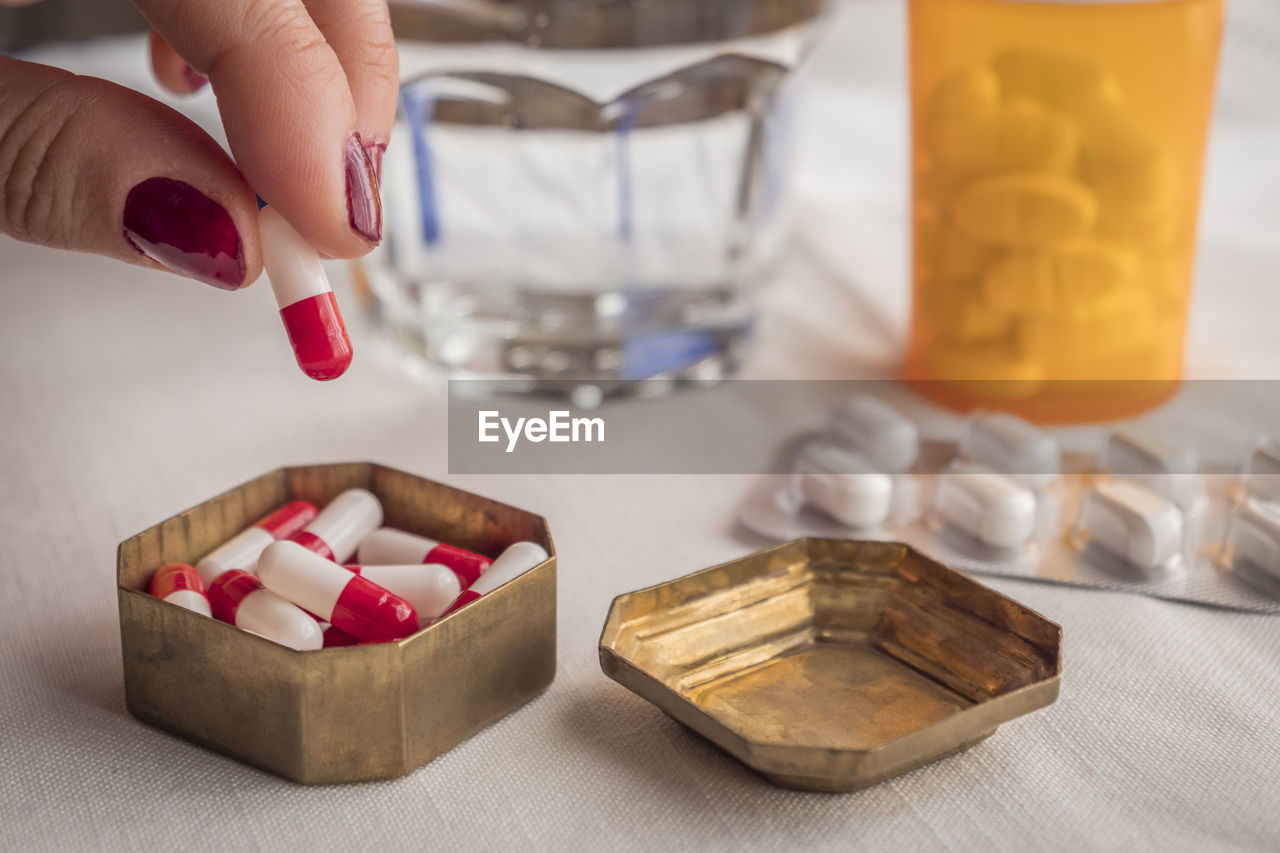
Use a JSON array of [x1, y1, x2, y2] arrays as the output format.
[[599, 539, 1060, 791], [116, 462, 556, 784]]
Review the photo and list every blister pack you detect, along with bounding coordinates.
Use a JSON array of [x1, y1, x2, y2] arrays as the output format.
[[738, 397, 1280, 613]]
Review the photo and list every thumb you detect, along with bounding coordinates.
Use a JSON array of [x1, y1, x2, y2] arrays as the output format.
[[0, 56, 260, 289]]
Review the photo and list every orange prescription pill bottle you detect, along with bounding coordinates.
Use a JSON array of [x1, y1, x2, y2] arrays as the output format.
[[904, 0, 1224, 422]]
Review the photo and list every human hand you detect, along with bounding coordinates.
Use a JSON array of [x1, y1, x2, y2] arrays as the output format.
[[0, 0, 397, 289]]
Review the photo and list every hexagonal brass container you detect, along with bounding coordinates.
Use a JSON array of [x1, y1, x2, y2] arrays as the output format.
[[117, 463, 556, 784], [599, 539, 1060, 791]]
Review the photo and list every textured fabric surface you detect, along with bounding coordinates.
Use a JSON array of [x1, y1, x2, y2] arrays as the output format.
[[3, 2, 1280, 850]]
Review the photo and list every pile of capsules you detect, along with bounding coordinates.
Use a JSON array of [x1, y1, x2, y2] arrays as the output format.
[[916, 47, 1185, 381], [740, 396, 1280, 611], [147, 489, 548, 650]]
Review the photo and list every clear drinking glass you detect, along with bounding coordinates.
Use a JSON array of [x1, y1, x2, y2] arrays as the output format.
[[356, 0, 828, 400]]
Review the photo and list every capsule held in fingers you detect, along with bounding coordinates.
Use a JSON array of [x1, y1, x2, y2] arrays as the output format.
[[259, 206, 353, 381]]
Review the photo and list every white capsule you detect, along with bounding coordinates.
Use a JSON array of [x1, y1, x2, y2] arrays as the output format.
[[960, 412, 1060, 491], [261, 206, 330, 308], [355, 527, 492, 587], [1243, 439, 1280, 504], [207, 569, 323, 651], [259, 541, 418, 642], [933, 462, 1037, 550], [795, 441, 893, 529], [357, 527, 437, 566], [195, 527, 275, 586], [1227, 500, 1280, 581], [148, 564, 213, 617], [1078, 479, 1182, 572], [194, 501, 319, 584], [827, 395, 919, 473], [260, 206, 353, 381], [349, 563, 462, 625], [1103, 428, 1199, 505], [292, 489, 383, 564], [470, 542, 549, 596], [235, 590, 322, 650]]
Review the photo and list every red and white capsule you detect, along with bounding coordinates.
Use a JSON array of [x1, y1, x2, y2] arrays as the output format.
[[290, 489, 383, 565], [195, 500, 318, 585], [208, 569, 323, 650], [357, 527, 492, 587], [149, 563, 212, 617], [259, 540, 418, 642], [445, 541, 548, 614], [259, 206, 353, 381], [345, 563, 462, 625]]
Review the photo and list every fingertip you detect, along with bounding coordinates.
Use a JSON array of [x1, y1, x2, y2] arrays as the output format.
[[149, 30, 206, 97], [244, 133, 383, 262], [164, 7, 384, 260]]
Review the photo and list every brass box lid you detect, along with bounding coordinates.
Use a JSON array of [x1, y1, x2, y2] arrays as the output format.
[[599, 539, 1061, 791], [117, 462, 556, 784]]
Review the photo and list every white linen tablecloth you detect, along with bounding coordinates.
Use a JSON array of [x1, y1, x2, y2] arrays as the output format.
[[2, 2, 1279, 850]]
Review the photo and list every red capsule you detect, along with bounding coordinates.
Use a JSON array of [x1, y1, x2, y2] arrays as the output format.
[[260, 206, 353, 382], [258, 541, 418, 643], [207, 569, 323, 651], [194, 500, 318, 585], [356, 527, 492, 587], [289, 489, 383, 564], [148, 563, 211, 617], [256, 500, 320, 539], [440, 542, 549, 615], [441, 589, 481, 616], [279, 292, 353, 381], [322, 625, 361, 648]]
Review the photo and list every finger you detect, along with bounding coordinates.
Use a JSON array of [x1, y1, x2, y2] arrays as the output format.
[[302, 0, 398, 178], [148, 29, 207, 96], [0, 57, 260, 289], [134, 0, 381, 258]]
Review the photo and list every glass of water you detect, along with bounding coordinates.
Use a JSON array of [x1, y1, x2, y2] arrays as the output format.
[[356, 0, 830, 401]]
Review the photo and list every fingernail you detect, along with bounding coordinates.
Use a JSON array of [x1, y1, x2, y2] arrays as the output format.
[[123, 177, 245, 290], [364, 142, 386, 185], [345, 133, 381, 244], [183, 65, 207, 93]]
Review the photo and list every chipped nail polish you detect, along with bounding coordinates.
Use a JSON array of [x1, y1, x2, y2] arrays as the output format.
[[345, 133, 382, 244], [123, 178, 245, 290]]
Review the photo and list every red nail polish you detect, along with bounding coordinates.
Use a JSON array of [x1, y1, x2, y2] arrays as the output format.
[[123, 178, 245, 290], [345, 133, 381, 244], [183, 65, 207, 93], [364, 141, 386, 185]]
